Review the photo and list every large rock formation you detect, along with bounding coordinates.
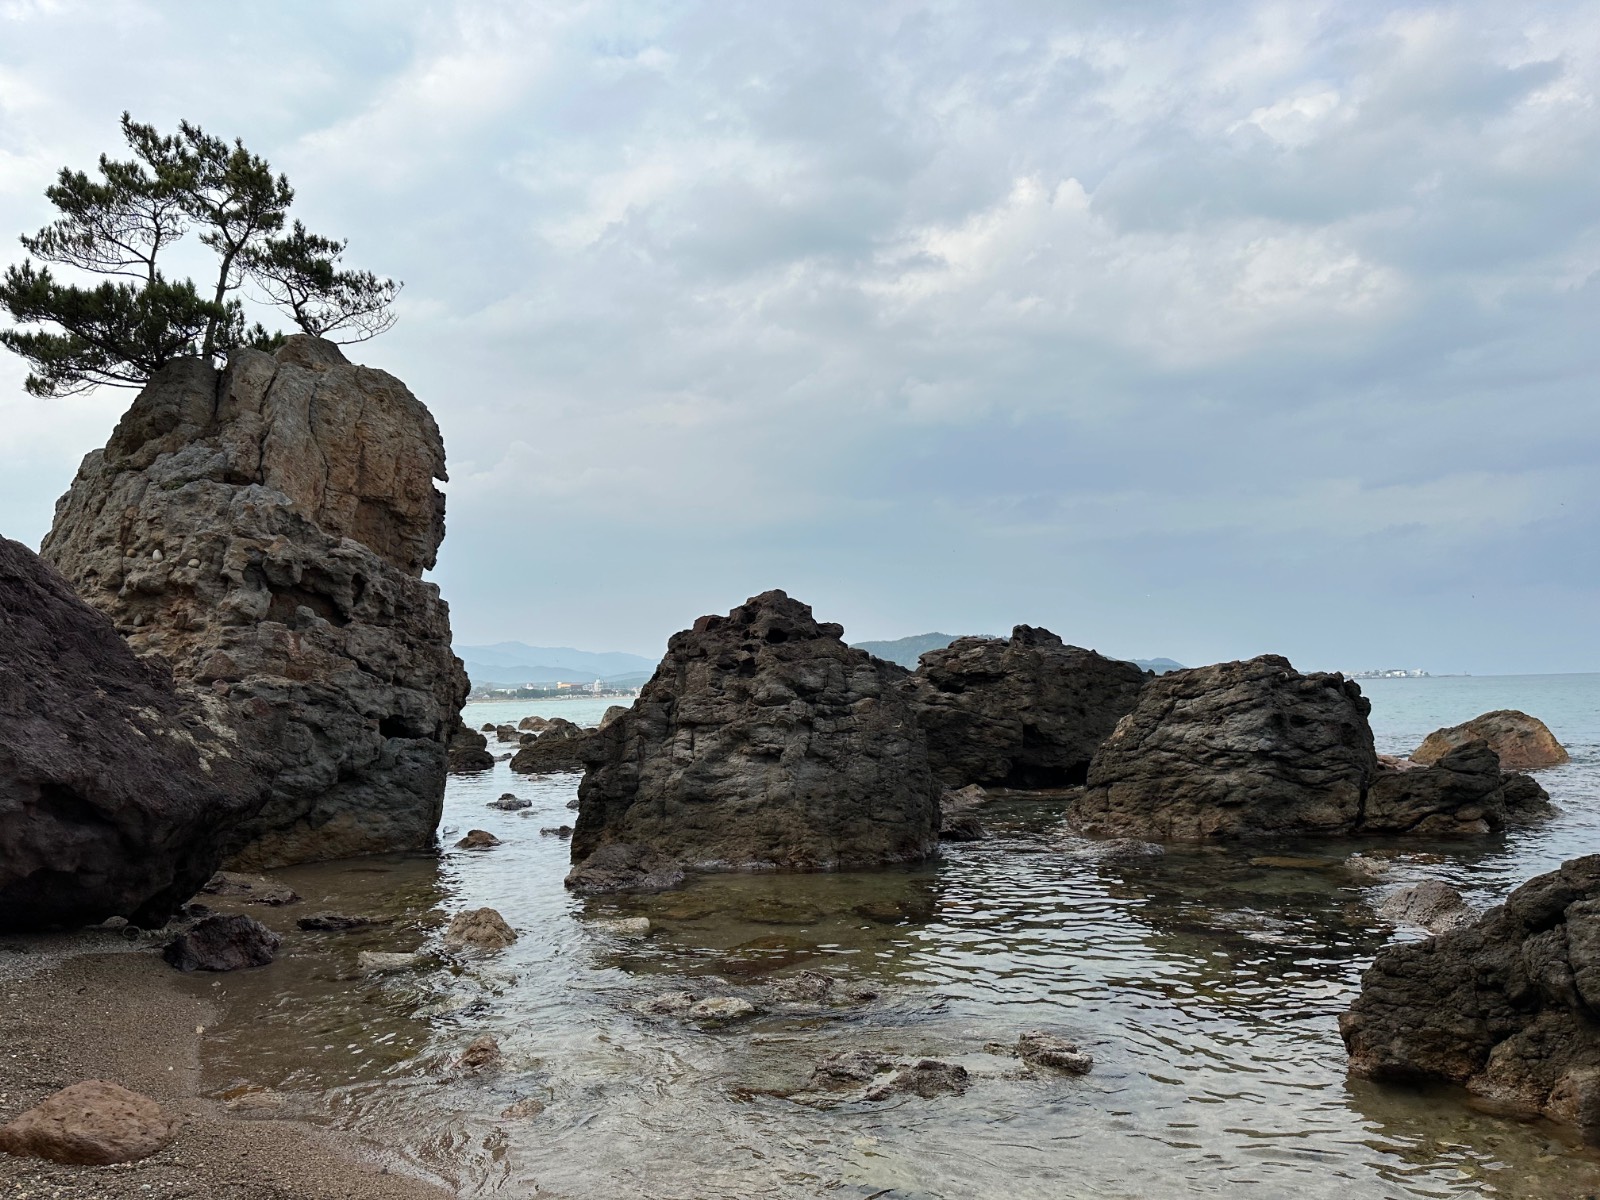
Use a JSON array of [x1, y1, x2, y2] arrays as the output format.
[[567, 591, 940, 890], [0, 536, 265, 930], [900, 627, 1148, 788], [1364, 740, 1531, 835], [1341, 855, 1600, 1142], [1412, 709, 1570, 771], [40, 338, 467, 867], [1075, 655, 1378, 839]]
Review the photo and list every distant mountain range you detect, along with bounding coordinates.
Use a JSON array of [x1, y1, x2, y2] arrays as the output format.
[[851, 632, 1184, 674], [455, 641, 658, 688]]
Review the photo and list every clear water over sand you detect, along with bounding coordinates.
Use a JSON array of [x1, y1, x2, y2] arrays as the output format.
[[193, 675, 1600, 1198]]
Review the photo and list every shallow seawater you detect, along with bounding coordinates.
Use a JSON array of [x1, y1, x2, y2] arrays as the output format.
[[192, 682, 1600, 1199]]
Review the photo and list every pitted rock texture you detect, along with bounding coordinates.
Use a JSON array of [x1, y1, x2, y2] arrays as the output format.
[[1075, 656, 1379, 839], [1364, 740, 1519, 835], [0, 1080, 176, 1165], [1341, 855, 1600, 1142], [1412, 709, 1570, 771], [903, 627, 1148, 788], [568, 590, 939, 889], [40, 338, 467, 868], [0, 536, 266, 931]]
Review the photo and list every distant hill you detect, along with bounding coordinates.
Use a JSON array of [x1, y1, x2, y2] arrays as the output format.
[[1133, 658, 1185, 674], [454, 642, 659, 689], [852, 632, 1185, 675], [851, 632, 965, 669]]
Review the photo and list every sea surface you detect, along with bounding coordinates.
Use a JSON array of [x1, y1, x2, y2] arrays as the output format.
[[194, 674, 1600, 1199]]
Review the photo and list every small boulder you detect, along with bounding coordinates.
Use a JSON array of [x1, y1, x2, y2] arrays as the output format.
[[564, 842, 685, 894], [0, 1080, 176, 1165], [456, 829, 502, 850], [455, 1034, 501, 1073], [517, 715, 553, 732], [599, 705, 630, 729], [864, 1059, 970, 1101], [447, 723, 495, 773], [688, 996, 757, 1022], [494, 725, 521, 743], [540, 825, 574, 838], [633, 990, 700, 1017], [443, 907, 517, 951], [163, 914, 280, 972], [809, 1049, 898, 1090], [1412, 710, 1569, 771], [1013, 1031, 1093, 1074], [487, 793, 531, 811], [1376, 880, 1471, 935]]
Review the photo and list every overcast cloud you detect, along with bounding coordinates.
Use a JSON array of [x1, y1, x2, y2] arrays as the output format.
[[1, 0, 1597, 673]]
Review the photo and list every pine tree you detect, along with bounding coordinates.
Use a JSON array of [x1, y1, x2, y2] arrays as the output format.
[[0, 114, 401, 398]]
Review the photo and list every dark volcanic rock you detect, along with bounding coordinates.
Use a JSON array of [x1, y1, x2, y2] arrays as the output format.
[[510, 721, 595, 775], [1075, 656, 1378, 839], [447, 722, 494, 773], [567, 591, 940, 890], [40, 338, 468, 869], [1341, 855, 1600, 1142], [903, 627, 1147, 788], [1363, 740, 1516, 835], [162, 913, 281, 971], [0, 536, 266, 931], [1412, 709, 1569, 771], [1503, 771, 1553, 812]]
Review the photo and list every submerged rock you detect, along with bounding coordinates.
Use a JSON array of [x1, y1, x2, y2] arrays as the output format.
[[357, 950, 423, 974], [296, 913, 388, 932], [1412, 710, 1569, 771], [688, 996, 757, 1022], [0, 537, 267, 931], [564, 842, 685, 893], [163, 913, 281, 972], [904, 627, 1148, 788], [1013, 1031, 1093, 1074], [443, 906, 517, 951], [590, 916, 651, 937], [568, 591, 940, 889], [806, 1051, 967, 1100], [40, 339, 468, 870], [455, 1034, 501, 1073], [1341, 855, 1600, 1142], [1376, 880, 1471, 935], [456, 829, 502, 851], [487, 793, 532, 811], [0, 1080, 176, 1165], [633, 990, 701, 1017], [1076, 656, 1377, 839], [500, 1097, 546, 1119], [201, 871, 300, 906]]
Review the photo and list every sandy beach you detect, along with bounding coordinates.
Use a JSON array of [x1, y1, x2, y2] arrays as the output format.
[[0, 932, 451, 1200]]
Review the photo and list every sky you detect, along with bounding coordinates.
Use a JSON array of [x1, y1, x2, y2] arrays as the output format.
[[1, 0, 1597, 674]]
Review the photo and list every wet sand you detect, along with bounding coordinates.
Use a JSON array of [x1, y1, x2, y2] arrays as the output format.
[[0, 933, 452, 1200]]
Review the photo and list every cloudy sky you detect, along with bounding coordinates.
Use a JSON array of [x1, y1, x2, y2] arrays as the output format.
[[2, 0, 1596, 674]]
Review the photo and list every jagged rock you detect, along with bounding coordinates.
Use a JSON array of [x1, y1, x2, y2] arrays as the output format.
[[1363, 740, 1517, 835], [564, 843, 685, 893], [864, 1059, 969, 1100], [447, 723, 494, 773], [568, 591, 940, 889], [162, 913, 280, 972], [1504, 772, 1553, 812], [939, 784, 989, 841], [1341, 855, 1600, 1142], [0, 1080, 176, 1164], [40, 339, 467, 869], [510, 722, 595, 775], [0, 537, 266, 931], [903, 628, 1148, 788], [487, 793, 532, 811], [1412, 710, 1569, 770], [443, 906, 517, 951], [688, 996, 757, 1022], [1003, 1032, 1094, 1074], [455, 1034, 501, 1073], [633, 990, 701, 1017], [456, 829, 501, 851], [1376, 880, 1472, 934], [1075, 656, 1378, 839], [201, 871, 299, 906], [599, 704, 630, 729]]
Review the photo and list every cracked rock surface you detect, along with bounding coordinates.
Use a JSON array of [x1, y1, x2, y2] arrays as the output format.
[[41, 337, 468, 868]]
